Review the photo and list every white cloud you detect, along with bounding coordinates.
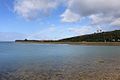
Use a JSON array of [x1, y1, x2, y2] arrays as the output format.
[[111, 18, 120, 26], [14, 0, 60, 20], [68, 26, 95, 35], [0, 32, 27, 41], [14, 0, 120, 27], [0, 26, 97, 41], [27, 27, 57, 40], [62, 0, 120, 27], [61, 9, 81, 22], [89, 14, 114, 25], [67, 0, 120, 17], [0, 26, 57, 41]]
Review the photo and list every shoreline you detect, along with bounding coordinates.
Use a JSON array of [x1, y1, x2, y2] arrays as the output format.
[[15, 41, 120, 46]]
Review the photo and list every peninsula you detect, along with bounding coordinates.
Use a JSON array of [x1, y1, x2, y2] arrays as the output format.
[[15, 30, 120, 46]]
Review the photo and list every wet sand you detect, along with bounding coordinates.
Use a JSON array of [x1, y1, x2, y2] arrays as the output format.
[[16, 42, 120, 46]]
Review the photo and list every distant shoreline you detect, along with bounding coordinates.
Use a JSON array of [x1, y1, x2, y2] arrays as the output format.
[[15, 41, 120, 46], [15, 30, 120, 46]]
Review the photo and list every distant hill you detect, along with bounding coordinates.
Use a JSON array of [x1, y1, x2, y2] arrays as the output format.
[[58, 30, 120, 42], [16, 30, 120, 43]]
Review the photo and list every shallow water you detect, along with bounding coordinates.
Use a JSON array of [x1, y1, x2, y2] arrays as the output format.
[[0, 42, 120, 80]]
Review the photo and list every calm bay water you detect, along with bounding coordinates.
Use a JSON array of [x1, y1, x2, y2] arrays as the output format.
[[0, 42, 120, 80]]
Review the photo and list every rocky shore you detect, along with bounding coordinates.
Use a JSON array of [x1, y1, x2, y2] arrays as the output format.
[[1, 57, 120, 80]]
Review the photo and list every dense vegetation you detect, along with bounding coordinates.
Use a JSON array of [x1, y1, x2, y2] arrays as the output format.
[[16, 30, 120, 42], [58, 30, 120, 42]]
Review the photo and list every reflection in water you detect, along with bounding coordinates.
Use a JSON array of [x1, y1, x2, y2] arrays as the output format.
[[0, 42, 120, 80]]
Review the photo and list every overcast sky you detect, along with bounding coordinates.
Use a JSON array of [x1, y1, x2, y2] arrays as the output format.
[[0, 0, 120, 41]]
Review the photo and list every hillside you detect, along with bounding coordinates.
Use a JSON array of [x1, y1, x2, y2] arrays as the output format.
[[58, 30, 120, 42], [15, 30, 120, 43]]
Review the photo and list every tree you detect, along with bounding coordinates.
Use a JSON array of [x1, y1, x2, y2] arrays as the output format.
[[24, 39, 28, 41]]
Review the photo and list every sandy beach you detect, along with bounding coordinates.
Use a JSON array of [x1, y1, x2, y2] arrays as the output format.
[[16, 41, 120, 46]]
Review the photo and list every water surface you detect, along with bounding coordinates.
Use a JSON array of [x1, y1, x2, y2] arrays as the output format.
[[0, 42, 120, 80]]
